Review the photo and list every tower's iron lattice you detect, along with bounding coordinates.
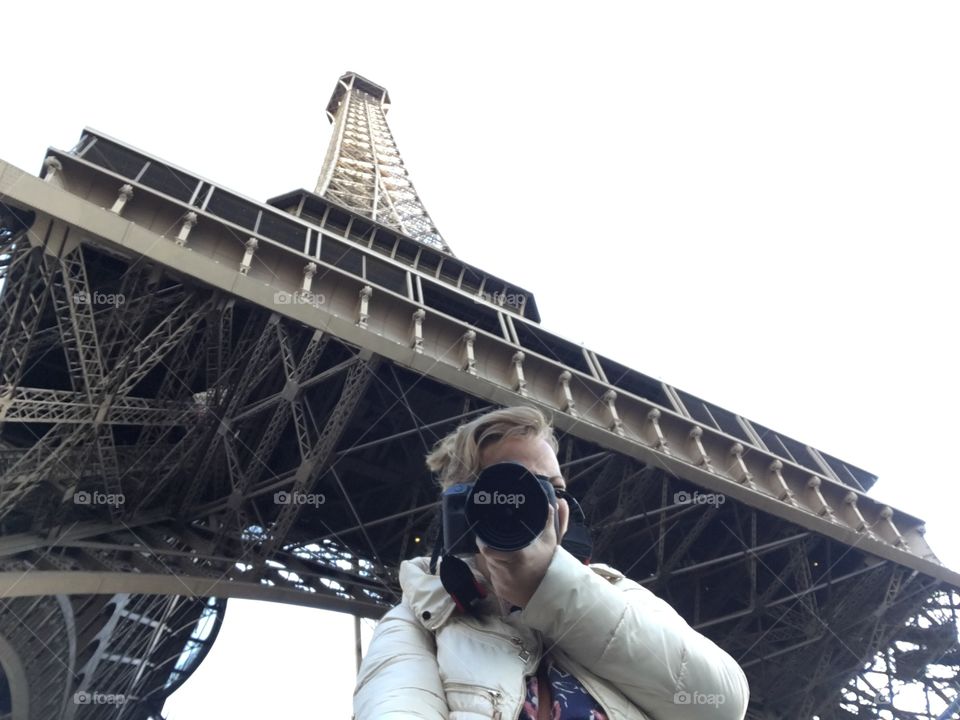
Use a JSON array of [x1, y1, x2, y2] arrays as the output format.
[[0, 72, 957, 719], [316, 74, 450, 254]]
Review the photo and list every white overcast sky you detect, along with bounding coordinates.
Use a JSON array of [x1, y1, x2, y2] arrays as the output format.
[[5, 2, 960, 717]]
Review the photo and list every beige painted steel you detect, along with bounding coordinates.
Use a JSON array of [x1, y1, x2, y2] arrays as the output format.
[[1, 156, 957, 592], [0, 571, 383, 616]]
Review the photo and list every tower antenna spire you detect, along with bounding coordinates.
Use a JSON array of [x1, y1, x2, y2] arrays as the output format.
[[316, 72, 452, 254]]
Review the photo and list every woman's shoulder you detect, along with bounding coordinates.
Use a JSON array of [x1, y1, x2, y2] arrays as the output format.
[[586, 561, 626, 584]]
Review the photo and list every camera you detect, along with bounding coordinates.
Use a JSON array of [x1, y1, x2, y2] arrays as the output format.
[[441, 462, 561, 555]]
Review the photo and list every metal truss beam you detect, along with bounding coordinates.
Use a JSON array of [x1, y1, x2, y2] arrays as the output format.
[[0, 241, 49, 435], [3, 158, 950, 589], [0, 521, 392, 618], [0, 386, 198, 425], [2, 104, 957, 719], [253, 352, 378, 563], [0, 267, 212, 520]]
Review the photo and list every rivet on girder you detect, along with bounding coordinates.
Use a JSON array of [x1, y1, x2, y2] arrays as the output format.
[[602, 390, 625, 436], [842, 491, 869, 533], [557, 371, 578, 417], [511, 352, 528, 397], [43, 156, 63, 184], [767, 459, 796, 505], [302, 262, 318, 294], [410, 308, 425, 353], [688, 426, 711, 468], [461, 331, 477, 375], [646, 408, 669, 453], [239, 237, 258, 275], [357, 285, 372, 328], [878, 506, 908, 548], [175, 211, 199, 247], [111, 184, 135, 215], [805, 476, 833, 518], [729, 443, 755, 488]]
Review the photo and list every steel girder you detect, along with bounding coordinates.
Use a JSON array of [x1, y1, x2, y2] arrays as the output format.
[[0, 588, 74, 719], [0, 211, 955, 718], [12, 147, 941, 586], [7, 144, 936, 585], [0, 565, 224, 720], [0, 387, 198, 425], [0, 228, 955, 717], [0, 244, 48, 416], [1, 97, 958, 718]]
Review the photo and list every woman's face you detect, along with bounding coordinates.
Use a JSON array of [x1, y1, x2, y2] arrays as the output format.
[[477, 433, 570, 542]]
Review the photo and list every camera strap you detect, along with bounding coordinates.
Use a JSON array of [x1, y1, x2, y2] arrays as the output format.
[[429, 524, 443, 575], [440, 554, 488, 618], [429, 524, 487, 618]]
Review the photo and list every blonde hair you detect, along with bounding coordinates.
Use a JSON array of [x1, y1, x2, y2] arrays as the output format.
[[425, 405, 559, 489]]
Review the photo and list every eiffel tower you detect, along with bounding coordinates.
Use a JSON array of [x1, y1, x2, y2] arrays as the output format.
[[1, 72, 957, 719]]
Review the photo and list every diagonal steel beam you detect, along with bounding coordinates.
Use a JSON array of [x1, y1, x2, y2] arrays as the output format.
[[173, 313, 279, 514], [0, 289, 213, 519], [253, 352, 378, 564], [44, 241, 125, 520], [0, 242, 49, 436], [651, 503, 721, 588]]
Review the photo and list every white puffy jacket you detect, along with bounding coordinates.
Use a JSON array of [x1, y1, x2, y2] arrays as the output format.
[[354, 546, 749, 719]]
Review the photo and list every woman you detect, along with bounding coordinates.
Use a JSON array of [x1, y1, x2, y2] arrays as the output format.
[[353, 406, 749, 719]]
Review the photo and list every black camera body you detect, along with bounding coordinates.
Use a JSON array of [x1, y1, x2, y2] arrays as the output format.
[[440, 462, 562, 555]]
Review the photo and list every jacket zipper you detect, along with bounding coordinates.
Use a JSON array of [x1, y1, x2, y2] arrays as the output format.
[[449, 621, 546, 720], [461, 622, 534, 663], [510, 635, 532, 662], [444, 680, 505, 720], [445, 628, 535, 720]]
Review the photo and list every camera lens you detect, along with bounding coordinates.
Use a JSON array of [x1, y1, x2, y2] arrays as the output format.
[[466, 463, 555, 551]]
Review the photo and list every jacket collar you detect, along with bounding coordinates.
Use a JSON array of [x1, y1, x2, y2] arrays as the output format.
[[399, 554, 500, 631]]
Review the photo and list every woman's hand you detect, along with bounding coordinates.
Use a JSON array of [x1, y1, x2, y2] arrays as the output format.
[[476, 504, 559, 609]]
